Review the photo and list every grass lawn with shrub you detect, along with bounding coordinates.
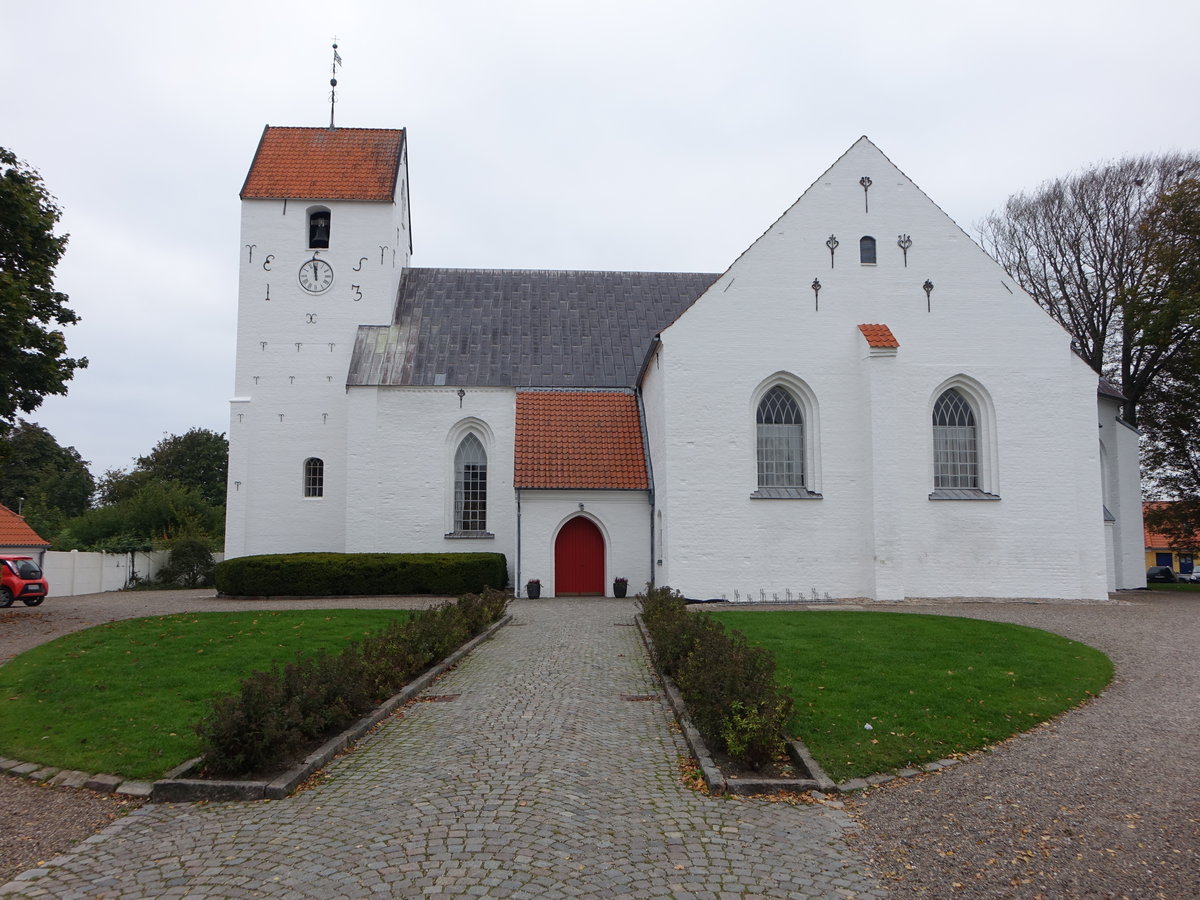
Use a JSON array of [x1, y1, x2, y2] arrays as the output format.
[[0, 610, 416, 780], [707, 610, 1112, 782]]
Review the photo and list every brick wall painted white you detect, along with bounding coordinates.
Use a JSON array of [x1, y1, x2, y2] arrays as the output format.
[[651, 138, 1115, 601]]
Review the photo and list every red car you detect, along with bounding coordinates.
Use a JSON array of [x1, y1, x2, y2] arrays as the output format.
[[0, 556, 48, 607]]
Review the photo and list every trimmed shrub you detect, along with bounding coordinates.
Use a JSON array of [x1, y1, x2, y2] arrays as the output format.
[[639, 585, 792, 770], [214, 552, 508, 597], [195, 588, 509, 776]]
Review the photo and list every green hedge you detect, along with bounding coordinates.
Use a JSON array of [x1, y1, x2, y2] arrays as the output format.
[[215, 552, 508, 597], [639, 586, 792, 770], [196, 589, 510, 776]]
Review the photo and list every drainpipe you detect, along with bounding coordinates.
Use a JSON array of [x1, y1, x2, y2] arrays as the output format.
[[635, 387, 656, 590], [515, 488, 522, 598]]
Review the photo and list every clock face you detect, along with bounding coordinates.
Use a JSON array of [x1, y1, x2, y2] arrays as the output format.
[[298, 258, 334, 293]]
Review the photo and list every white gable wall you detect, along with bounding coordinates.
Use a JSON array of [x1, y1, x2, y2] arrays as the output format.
[[649, 139, 1111, 601]]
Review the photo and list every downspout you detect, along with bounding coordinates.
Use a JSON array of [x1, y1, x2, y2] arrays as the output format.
[[635, 384, 656, 591], [515, 488, 523, 598]]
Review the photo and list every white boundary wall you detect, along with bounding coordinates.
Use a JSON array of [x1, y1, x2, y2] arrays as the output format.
[[41, 550, 225, 597]]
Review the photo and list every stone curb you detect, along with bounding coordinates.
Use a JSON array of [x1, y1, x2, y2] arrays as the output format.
[[635, 615, 830, 795], [635, 615, 959, 795], [0, 614, 511, 802], [151, 613, 512, 802]]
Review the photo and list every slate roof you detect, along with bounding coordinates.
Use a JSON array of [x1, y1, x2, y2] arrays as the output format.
[[515, 391, 648, 490], [348, 268, 720, 388], [858, 323, 899, 348], [0, 504, 49, 548], [240, 126, 405, 201]]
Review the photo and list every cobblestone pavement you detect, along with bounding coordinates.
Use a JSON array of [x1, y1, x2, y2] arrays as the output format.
[[0, 598, 882, 899]]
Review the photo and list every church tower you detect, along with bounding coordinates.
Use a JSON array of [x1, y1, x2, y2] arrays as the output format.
[[225, 126, 411, 557]]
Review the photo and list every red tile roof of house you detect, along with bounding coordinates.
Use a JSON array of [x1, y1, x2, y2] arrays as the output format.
[[0, 504, 49, 548], [240, 126, 405, 201], [515, 391, 649, 490], [1143, 501, 1199, 548], [858, 323, 899, 347]]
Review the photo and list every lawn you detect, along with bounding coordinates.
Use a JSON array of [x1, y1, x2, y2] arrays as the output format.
[[706, 610, 1112, 781], [0, 609, 416, 780]]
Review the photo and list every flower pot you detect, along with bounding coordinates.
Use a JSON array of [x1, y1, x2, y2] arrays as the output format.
[[613, 581, 627, 598], [526, 583, 541, 599]]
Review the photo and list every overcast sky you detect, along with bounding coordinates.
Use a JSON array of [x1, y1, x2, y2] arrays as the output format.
[[8, 0, 1200, 479]]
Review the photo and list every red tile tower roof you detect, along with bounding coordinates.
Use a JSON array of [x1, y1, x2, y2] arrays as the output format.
[[858, 323, 900, 348], [515, 391, 649, 489], [240, 126, 405, 201], [0, 504, 49, 548]]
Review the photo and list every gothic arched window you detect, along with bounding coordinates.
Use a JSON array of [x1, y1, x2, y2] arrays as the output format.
[[454, 434, 487, 532], [932, 389, 977, 489], [756, 386, 805, 489]]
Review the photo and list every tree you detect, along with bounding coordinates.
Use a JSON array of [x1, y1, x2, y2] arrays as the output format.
[[0, 148, 87, 433], [98, 428, 228, 508], [979, 153, 1200, 427], [0, 419, 94, 538], [1138, 178, 1200, 542]]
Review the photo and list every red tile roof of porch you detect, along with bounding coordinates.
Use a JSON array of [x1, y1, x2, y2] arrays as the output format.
[[515, 391, 649, 490]]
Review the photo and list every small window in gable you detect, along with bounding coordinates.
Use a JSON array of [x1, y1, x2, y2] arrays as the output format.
[[303, 457, 324, 497], [859, 235, 877, 265], [309, 210, 331, 249]]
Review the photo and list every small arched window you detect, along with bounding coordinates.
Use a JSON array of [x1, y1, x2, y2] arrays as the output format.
[[303, 457, 324, 497], [309, 210, 331, 248], [454, 434, 487, 532], [859, 235, 877, 265], [932, 389, 977, 488], [756, 386, 805, 488]]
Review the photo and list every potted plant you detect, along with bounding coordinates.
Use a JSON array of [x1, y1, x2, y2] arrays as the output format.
[[526, 578, 541, 599], [612, 576, 628, 598]]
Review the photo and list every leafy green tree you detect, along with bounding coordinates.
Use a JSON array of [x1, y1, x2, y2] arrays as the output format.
[[98, 428, 228, 508], [0, 148, 87, 434], [979, 153, 1200, 427], [1140, 178, 1200, 543], [57, 481, 224, 552], [0, 419, 94, 538]]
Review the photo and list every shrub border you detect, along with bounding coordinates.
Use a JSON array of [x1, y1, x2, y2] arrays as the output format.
[[635, 614, 836, 796], [150, 612, 511, 802]]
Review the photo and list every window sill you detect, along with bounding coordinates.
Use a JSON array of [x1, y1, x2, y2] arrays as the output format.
[[444, 531, 495, 540], [750, 487, 822, 500], [928, 488, 1000, 501]]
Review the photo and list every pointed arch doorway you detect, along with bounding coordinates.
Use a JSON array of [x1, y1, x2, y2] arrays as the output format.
[[554, 516, 605, 596]]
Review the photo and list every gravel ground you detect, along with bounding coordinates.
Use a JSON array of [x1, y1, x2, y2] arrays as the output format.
[[846, 591, 1200, 899], [0, 588, 448, 884]]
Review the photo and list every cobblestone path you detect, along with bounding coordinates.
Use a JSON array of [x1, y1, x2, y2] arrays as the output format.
[[1, 599, 881, 898]]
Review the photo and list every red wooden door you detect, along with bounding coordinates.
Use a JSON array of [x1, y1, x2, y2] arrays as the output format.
[[554, 516, 605, 595]]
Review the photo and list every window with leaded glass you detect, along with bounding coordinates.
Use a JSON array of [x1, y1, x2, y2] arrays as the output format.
[[454, 434, 487, 532], [932, 389, 978, 488], [860, 235, 877, 264], [757, 386, 805, 488], [303, 457, 324, 497]]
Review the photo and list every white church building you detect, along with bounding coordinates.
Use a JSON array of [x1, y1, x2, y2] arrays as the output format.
[[224, 125, 1145, 601]]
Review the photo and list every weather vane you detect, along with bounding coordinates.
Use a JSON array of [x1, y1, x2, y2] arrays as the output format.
[[328, 39, 343, 128]]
